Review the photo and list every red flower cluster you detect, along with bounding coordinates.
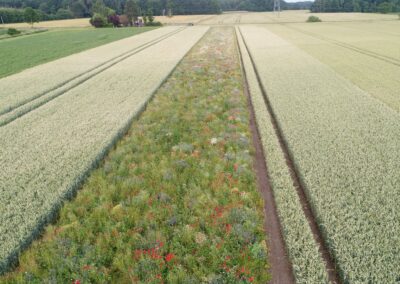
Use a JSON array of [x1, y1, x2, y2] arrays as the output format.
[[165, 253, 175, 262], [133, 241, 164, 260]]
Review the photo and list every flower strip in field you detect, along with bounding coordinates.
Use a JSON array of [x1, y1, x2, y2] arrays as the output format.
[[240, 25, 400, 283], [0, 26, 208, 275], [2, 27, 270, 283]]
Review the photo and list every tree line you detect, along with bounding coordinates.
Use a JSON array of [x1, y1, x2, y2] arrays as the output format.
[[0, 0, 222, 23], [218, 0, 312, 11], [311, 0, 400, 13], [1, 0, 398, 24]]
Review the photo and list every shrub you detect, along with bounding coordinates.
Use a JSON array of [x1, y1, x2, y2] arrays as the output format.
[[7, 28, 21, 36], [145, 21, 162, 26], [119, 14, 129, 26], [108, 13, 120, 27], [307, 15, 322, 22], [90, 13, 107, 28]]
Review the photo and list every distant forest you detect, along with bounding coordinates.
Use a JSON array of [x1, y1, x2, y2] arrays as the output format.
[[0, 0, 398, 24], [311, 0, 400, 13], [0, 0, 312, 23]]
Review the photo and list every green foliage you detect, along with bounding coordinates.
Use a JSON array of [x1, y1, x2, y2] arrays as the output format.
[[90, 13, 107, 27], [55, 8, 73, 19], [146, 8, 154, 23], [6, 28, 21, 35], [0, 7, 73, 24], [145, 21, 162, 26], [92, 0, 108, 17], [70, 0, 86, 18], [0, 27, 154, 78], [124, 0, 139, 24], [24, 7, 40, 27], [0, 8, 25, 23], [307, 15, 322, 22], [311, 0, 400, 12], [377, 2, 394, 13], [0, 0, 222, 24]]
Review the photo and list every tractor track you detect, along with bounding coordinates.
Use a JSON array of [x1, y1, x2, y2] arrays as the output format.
[[234, 26, 295, 284], [236, 26, 342, 284], [0, 27, 186, 127]]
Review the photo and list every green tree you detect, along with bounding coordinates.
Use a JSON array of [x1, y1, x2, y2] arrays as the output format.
[[377, 1, 393, 13], [167, 0, 173, 16], [70, 0, 86, 17], [24, 7, 40, 27], [146, 8, 154, 22], [124, 0, 139, 25], [92, 0, 107, 16], [55, 8, 73, 19]]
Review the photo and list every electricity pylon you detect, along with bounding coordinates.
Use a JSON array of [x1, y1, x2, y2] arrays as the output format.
[[273, 0, 281, 14]]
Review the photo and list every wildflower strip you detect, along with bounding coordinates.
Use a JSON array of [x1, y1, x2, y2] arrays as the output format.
[[2, 27, 270, 282]]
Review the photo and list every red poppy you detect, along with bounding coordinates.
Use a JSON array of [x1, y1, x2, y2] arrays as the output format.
[[249, 276, 254, 282], [73, 280, 81, 284], [165, 253, 175, 262]]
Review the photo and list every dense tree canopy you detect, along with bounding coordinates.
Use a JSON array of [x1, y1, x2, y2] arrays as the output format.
[[311, 0, 400, 12], [0, 0, 398, 24]]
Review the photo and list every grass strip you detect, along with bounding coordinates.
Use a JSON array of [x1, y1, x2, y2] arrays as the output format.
[[2, 27, 270, 283], [0, 27, 156, 78]]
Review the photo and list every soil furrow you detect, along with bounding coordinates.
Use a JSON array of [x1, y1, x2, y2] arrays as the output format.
[[234, 27, 295, 284]]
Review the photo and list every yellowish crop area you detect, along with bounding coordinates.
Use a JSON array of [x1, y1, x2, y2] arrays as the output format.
[[266, 22, 400, 112], [199, 10, 399, 25], [154, 14, 214, 24], [240, 24, 400, 283], [2, 18, 92, 28], [2, 15, 212, 29]]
